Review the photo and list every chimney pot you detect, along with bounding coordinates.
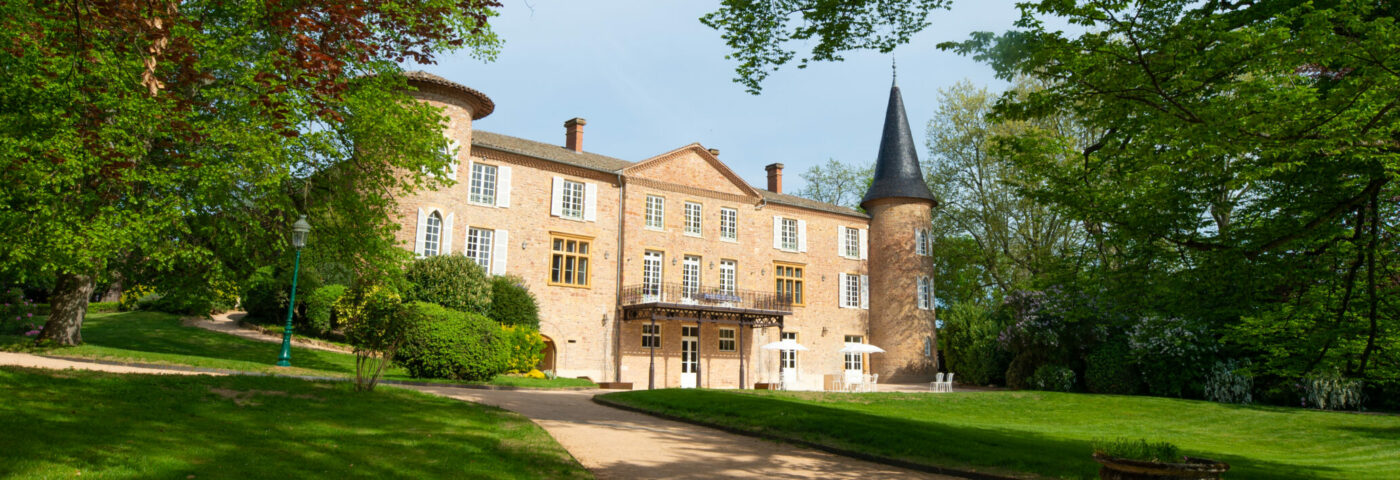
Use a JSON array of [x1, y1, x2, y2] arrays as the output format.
[[564, 117, 586, 152], [765, 163, 784, 194], [707, 148, 720, 156]]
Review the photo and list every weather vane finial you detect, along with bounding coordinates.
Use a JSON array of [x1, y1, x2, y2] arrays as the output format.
[[892, 56, 898, 86]]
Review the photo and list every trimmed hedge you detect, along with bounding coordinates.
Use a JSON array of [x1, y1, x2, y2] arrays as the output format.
[[489, 275, 539, 328], [396, 302, 509, 381], [404, 256, 491, 315]]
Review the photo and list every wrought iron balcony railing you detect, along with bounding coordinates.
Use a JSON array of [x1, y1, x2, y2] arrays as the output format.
[[621, 282, 794, 313]]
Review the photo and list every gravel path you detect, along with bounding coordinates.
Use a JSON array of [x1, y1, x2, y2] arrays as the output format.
[[0, 351, 222, 376], [185, 312, 352, 353]]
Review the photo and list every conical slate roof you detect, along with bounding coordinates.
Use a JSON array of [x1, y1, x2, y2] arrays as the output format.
[[860, 84, 936, 209]]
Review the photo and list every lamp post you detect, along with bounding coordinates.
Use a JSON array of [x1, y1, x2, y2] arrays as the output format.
[[276, 215, 311, 367]]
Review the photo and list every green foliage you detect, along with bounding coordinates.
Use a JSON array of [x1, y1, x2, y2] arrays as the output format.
[[337, 285, 412, 391], [0, 0, 503, 345], [1093, 438, 1181, 463], [938, 302, 1008, 385], [1127, 316, 1217, 398], [794, 158, 872, 210], [240, 264, 322, 326], [396, 302, 509, 381], [1203, 359, 1254, 405], [118, 285, 155, 312], [489, 275, 539, 328], [499, 325, 546, 374], [304, 284, 348, 336], [1028, 364, 1076, 393], [86, 302, 120, 314], [700, 0, 951, 93], [1084, 341, 1140, 395], [404, 256, 492, 315], [1301, 369, 1367, 411]]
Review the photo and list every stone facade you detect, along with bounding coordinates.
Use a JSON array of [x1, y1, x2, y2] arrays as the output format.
[[391, 74, 933, 388]]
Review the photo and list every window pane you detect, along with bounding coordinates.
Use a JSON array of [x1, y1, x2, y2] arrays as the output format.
[[577, 258, 588, 284], [551, 255, 562, 282]]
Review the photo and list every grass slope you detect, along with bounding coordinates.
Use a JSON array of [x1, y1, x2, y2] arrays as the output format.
[[0, 312, 592, 388], [599, 389, 1400, 480], [0, 367, 591, 479]]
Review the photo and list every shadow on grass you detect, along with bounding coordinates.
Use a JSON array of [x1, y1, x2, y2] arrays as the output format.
[[601, 390, 1343, 480], [0, 367, 590, 479]]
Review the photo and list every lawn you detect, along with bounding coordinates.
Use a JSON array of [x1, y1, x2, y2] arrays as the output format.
[[0, 311, 594, 388], [0, 366, 591, 479], [598, 389, 1400, 480]]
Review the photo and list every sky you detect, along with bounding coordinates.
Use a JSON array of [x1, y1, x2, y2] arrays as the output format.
[[415, 1, 1028, 194]]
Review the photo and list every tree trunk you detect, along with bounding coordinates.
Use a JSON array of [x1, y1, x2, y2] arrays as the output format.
[[36, 273, 94, 346], [98, 274, 123, 303]]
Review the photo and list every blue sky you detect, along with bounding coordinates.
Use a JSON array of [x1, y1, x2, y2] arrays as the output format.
[[415, 1, 1026, 194]]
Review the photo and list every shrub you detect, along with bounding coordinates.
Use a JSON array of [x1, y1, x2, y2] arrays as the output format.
[[938, 302, 1009, 385], [396, 302, 509, 381], [1028, 364, 1076, 392], [1203, 359, 1253, 405], [118, 285, 155, 312], [1085, 341, 1141, 395], [500, 325, 546, 373], [0, 288, 39, 334], [240, 263, 322, 324], [1127, 315, 1217, 398], [1093, 438, 1181, 463], [337, 285, 412, 391], [303, 284, 348, 336], [404, 256, 492, 315], [525, 369, 547, 380], [1301, 369, 1366, 411], [489, 275, 539, 328]]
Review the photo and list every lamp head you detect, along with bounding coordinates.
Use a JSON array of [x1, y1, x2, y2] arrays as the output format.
[[291, 215, 311, 249]]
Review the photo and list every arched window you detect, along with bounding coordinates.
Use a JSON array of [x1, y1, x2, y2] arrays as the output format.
[[424, 211, 442, 256]]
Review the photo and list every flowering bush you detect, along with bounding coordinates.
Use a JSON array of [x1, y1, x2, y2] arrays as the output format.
[[1128, 315, 1218, 397], [1203, 359, 1253, 405], [0, 288, 39, 334]]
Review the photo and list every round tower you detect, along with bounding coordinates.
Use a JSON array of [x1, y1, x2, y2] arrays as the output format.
[[861, 81, 938, 383]]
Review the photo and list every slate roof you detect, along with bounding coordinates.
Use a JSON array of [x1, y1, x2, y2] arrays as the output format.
[[861, 84, 937, 208], [471, 130, 868, 219]]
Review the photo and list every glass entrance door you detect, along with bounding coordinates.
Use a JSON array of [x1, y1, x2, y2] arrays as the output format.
[[680, 325, 699, 388], [642, 251, 663, 302]]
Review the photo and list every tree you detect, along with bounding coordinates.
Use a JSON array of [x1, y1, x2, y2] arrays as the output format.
[[924, 80, 1088, 298], [942, 1, 1399, 387], [794, 159, 872, 210], [701, 0, 951, 93], [1, 0, 501, 345]]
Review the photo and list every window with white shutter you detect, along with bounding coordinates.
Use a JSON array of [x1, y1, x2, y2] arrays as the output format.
[[465, 227, 493, 270], [779, 218, 798, 251], [469, 163, 497, 205], [842, 227, 860, 258]]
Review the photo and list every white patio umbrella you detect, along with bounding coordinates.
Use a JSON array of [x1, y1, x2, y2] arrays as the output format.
[[759, 338, 809, 351], [839, 343, 886, 354]]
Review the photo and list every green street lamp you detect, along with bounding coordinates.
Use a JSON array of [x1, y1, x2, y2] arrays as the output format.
[[276, 215, 311, 367]]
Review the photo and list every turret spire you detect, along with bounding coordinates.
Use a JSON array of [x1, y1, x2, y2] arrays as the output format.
[[860, 82, 936, 209]]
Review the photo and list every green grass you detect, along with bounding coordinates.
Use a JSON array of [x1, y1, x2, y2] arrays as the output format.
[[0, 366, 591, 479], [1, 311, 594, 388], [599, 389, 1400, 479]]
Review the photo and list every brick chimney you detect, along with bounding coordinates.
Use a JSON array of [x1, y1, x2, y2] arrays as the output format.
[[765, 163, 784, 193], [564, 117, 586, 152]]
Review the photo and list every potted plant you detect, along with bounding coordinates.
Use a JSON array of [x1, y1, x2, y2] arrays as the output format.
[[1092, 438, 1230, 479]]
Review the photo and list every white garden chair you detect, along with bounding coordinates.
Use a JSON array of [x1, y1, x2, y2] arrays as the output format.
[[934, 372, 955, 392], [930, 372, 945, 392], [863, 373, 879, 392]]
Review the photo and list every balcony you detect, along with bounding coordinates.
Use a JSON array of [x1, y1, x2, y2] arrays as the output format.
[[620, 282, 793, 315]]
